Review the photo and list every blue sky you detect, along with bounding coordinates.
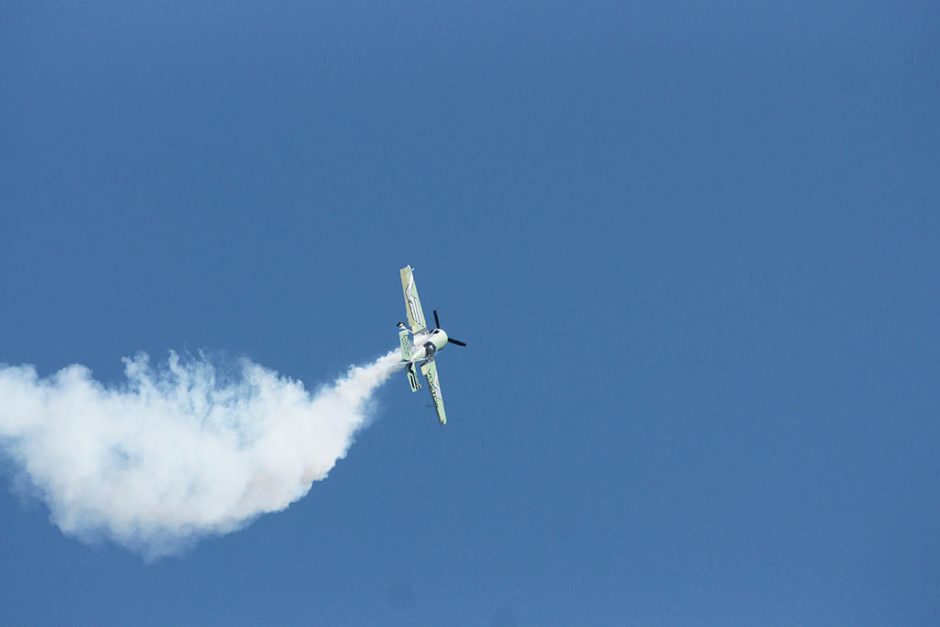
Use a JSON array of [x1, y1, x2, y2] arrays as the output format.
[[1, 2, 938, 624]]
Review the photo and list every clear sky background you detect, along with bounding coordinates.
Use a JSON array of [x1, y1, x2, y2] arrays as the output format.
[[1, 2, 938, 625]]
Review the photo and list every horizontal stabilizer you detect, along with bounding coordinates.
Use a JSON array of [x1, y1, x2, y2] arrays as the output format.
[[406, 363, 420, 392]]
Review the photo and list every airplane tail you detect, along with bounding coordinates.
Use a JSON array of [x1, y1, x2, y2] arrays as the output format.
[[399, 326, 412, 361], [399, 326, 420, 392], [405, 363, 420, 392]]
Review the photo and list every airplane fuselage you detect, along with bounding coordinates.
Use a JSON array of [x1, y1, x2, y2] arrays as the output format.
[[405, 328, 449, 363]]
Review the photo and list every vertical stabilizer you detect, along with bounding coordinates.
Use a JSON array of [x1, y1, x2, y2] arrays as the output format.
[[399, 327, 412, 361]]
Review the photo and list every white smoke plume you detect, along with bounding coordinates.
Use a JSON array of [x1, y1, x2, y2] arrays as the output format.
[[0, 349, 401, 559]]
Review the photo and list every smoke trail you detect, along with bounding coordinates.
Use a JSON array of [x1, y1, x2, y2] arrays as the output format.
[[0, 349, 401, 559]]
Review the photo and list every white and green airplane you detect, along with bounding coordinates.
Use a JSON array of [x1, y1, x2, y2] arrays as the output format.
[[397, 265, 467, 425]]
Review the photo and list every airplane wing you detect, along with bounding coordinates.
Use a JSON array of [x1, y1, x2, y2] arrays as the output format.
[[400, 265, 427, 334], [420, 360, 446, 425]]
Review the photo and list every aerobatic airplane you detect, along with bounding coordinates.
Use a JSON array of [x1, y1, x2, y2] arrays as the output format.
[[397, 265, 466, 425]]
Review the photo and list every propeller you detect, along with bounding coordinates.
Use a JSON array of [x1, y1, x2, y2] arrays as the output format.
[[433, 309, 468, 347]]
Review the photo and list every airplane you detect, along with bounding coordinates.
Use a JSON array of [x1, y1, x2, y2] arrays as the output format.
[[397, 265, 467, 425]]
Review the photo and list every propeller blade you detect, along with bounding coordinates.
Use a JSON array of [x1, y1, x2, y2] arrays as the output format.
[[447, 338, 467, 347], [433, 309, 440, 329]]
